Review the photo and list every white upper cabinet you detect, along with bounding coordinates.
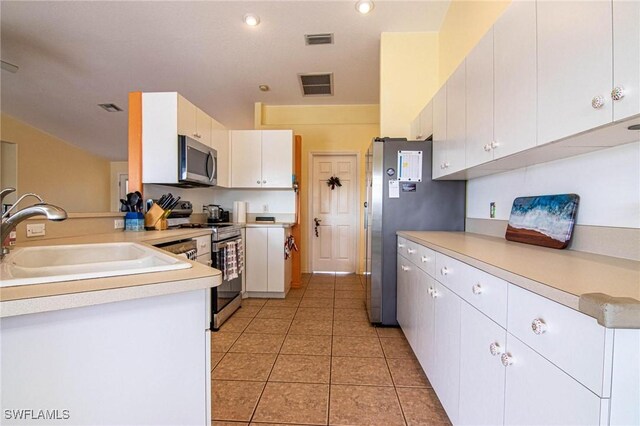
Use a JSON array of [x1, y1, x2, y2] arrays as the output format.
[[465, 29, 495, 168], [445, 61, 467, 174], [432, 86, 448, 179], [261, 130, 294, 188], [410, 113, 422, 140], [612, 0, 640, 121], [494, 0, 537, 159], [419, 101, 433, 140], [537, 1, 613, 144], [177, 95, 212, 146], [230, 130, 293, 188], [210, 120, 230, 188]]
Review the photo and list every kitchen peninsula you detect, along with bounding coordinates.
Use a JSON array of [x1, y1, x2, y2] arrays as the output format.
[[0, 228, 220, 425]]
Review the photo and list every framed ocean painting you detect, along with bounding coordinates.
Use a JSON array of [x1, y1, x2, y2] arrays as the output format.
[[506, 194, 580, 249]]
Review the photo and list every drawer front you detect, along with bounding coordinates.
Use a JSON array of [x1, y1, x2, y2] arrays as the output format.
[[461, 266, 508, 328], [416, 244, 436, 277], [195, 235, 211, 256], [435, 252, 468, 295], [508, 284, 609, 396]]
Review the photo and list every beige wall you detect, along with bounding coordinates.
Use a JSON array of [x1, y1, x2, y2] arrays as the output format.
[[0, 113, 111, 212], [380, 32, 440, 137], [438, 0, 511, 83], [255, 103, 380, 274]]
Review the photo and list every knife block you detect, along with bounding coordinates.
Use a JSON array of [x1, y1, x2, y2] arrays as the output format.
[[144, 203, 167, 230]]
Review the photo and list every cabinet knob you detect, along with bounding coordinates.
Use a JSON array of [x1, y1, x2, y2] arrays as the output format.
[[611, 86, 625, 101], [256, 180, 261, 184], [501, 353, 514, 367], [431, 288, 438, 298], [483, 144, 492, 152], [401, 265, 410, 272], [416, 134, 423, 139], [398, 243, 406, 248], [489, 342, 502, 356], [531, 318, 547, 335], [263, 180, 267, 184], [490, 141, 499, 149], [407, 248, 417, 254], [591, 95, 605, 109], [472, 283, 483, 295], [421, 255, 430, 263], [440, 266, 449, 276], [206, 260, 212, 266], [440, 163, 445, 169], [444, 162, 450, 168]]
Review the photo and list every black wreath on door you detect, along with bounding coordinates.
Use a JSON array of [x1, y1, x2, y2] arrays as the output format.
[[326, 176, 342, 190]]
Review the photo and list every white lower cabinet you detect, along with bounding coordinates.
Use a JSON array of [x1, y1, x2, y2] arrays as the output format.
[[459, 302, 506, 426], [503, 335, 605, 426], [245, 227, 292, 296], [396, 236, 637, 426], [432, 281, 462, 425]]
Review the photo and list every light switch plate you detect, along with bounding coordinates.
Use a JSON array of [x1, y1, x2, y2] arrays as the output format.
[[26, 223, 46, 237], [114, 219, 125, 229]]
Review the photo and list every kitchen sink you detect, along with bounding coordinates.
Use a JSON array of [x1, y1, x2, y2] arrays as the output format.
[[0, 242, 192, 287]]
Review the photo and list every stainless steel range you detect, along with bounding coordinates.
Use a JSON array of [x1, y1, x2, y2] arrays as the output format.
[[209, 223, 243, 330]]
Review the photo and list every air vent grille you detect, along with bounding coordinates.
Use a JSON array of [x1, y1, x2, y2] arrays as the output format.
[[299, 73, 333, 96], [305, 33, 334, 45], [98, 103, 123, 112]]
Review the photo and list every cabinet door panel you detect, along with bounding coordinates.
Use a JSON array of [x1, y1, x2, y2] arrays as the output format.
[[211, 129, 230, 187], [410, 114, 422, 140], [177, 95, 197, 138], [459, 303, 506, 426], [613, 0, 640, 121], [466, 29, 495, 168], [432, 87, 448, 179], [419, 101, 433, 140], [196, 108, 212, 147], [261, 130, 293, 188], [504, 335, 603, 426], [446, 61, 466, 174], [267, 227, 285, 292], [230, 131, 262, 188], [397, 254, 411, 337], [415, 270, 436, 380], [432, 281, 461, 425], [494, 0, 537, 159], [245, 228, 268, 292], [537, 1, 613, 144]]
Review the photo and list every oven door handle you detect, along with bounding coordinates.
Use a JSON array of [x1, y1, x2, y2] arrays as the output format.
[[214, 241, 229, 250]]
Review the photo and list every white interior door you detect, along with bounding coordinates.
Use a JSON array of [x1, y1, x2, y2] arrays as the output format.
[[311, 154, 358, 273]]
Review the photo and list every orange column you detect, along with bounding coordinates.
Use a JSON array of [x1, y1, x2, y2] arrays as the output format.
[[290, 135, 302, 288], [127, 91, 143, 195]]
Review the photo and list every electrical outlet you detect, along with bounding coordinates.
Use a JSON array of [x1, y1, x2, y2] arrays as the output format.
[[262, 204, 269, 213], [114, 219, 125, 229], [26, 223, 46, 237]]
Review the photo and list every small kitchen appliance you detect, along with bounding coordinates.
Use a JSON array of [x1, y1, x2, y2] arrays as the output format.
[[204, 204, 229, 223], [178, 135, 217, 187]]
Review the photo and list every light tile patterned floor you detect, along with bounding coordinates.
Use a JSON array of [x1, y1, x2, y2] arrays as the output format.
[[211, 273, 451, 426]]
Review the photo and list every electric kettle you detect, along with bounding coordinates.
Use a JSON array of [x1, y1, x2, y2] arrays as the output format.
[[203, 204, 224, 221]]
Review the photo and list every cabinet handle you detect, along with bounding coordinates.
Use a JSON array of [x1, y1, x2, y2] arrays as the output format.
[[483, 144, 492, 152], [428, 287, 434, 296], [398, 243, 406, 248], [407, 248, 417, 254], [263, 180, 267, 184], [440, 266, 449, 276], [440, 163, 445, 169], [206, 260, 212, 266], [416, 134, 423, 139], [591, 95, 605, 109], [531, 318, 548, 335], [401, 265, 410, 272], [489, 342, 502, 356], [444, 162, 450, 168], [421, 255, 430, 263], [611, 86, 625, 101], [490, 141, 499, 149], [431, 288, 438, 298], [256, 180, 261, 184], [501, 353, 514, 367], [472, 283, 483, 295]]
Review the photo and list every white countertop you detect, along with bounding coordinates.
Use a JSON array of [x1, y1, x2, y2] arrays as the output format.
[[398, 231, 640, 328]]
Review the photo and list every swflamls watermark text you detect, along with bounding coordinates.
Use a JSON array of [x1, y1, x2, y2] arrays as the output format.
[[4, 409, 70, 421]]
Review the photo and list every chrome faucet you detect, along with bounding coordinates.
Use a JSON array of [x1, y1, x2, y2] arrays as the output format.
[[1, 188, 67, 259]]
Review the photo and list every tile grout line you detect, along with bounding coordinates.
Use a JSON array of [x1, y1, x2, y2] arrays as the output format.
[[381, 331, 410, 426], [327, 273, 336, 426]]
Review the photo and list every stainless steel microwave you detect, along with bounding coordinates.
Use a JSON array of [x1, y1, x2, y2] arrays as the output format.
[[178, 135, 217, 187]]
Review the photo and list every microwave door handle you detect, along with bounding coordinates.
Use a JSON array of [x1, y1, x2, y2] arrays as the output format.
[[206, 151, 215, 182]]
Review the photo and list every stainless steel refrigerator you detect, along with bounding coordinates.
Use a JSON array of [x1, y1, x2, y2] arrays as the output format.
[[364, 138, 465, 325]]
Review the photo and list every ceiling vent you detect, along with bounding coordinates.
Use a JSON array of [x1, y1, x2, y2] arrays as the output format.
[[98, 103, 123, 112], [298, 73, 333, 96], [305, 33, 334, 45]]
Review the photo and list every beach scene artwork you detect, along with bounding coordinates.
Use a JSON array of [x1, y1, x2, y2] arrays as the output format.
[[506, 194, 580, 249]]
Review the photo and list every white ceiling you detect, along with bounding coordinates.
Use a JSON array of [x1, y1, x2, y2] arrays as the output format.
[[1, 1, 450, 160]]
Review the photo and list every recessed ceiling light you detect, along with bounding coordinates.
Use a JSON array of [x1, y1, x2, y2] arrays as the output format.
[[355, 0, 374, 14], [243, 13, 260, 27], [259, 85, 270, 92], [98, 103, 122, 112]]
